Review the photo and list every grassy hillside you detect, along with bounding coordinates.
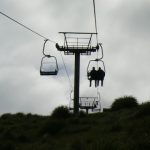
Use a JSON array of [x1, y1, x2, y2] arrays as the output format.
[[0, 103, 150, 150]]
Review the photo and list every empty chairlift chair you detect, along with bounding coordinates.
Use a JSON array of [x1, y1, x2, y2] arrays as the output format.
[[40, 55, 58, 75], [40, 39, 58, 76], [79, 95, 101, 114]]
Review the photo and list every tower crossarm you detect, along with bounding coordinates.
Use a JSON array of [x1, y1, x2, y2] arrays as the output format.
[[56, 32, 99, 55]]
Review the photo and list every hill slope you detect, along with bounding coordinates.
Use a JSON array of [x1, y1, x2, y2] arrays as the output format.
[[0, 107, 150, 150]]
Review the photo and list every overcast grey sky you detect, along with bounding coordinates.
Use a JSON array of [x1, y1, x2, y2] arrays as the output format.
[[0, 0, 150, 115]]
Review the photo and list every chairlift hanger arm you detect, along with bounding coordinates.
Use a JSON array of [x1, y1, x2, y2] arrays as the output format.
[[99, 43, 104, 59], [42, 39, 51, 57]]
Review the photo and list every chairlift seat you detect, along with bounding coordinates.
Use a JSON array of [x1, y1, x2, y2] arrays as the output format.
[[40, 56, 58, 76], [79, 97, 99, 110], [40, 70, 58, 76]]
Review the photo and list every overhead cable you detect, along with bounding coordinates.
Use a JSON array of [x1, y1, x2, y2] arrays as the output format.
[[0, 11, 73, 89], [0, 11, 56, 44], [93, 0, 99, 44], [59, 52, 73, 90]]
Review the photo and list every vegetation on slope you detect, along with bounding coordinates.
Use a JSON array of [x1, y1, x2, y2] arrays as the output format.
[[0, 96, 150, 150]]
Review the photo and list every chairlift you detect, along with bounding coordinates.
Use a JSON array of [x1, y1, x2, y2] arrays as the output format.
[[40, 39, 58, 76], [79, 97, 98, 109], [79, 93, 101, 113], [87, 58, 105, 79], [87, 58, 105, 87], [69, 90, 101, 113], [87, 43, 105, 86]]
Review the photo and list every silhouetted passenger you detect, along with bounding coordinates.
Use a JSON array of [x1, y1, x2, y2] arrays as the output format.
[[96, 67, 105, 86], [89, 67, 97, 87]]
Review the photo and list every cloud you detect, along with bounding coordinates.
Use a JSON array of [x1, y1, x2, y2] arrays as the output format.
[[111, 0, 150, 38], [94, 0, 150, 106], [0, 66, 69, 115]]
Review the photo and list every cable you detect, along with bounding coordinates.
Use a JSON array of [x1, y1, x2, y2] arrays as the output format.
[[93, 0, 99, 44], [0, 11, 56, 44], [93, 0, 99, 69], [59, 52, 73, 90]]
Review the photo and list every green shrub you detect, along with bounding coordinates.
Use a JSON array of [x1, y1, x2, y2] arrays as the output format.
[[51, 106, 71, 118], [111, 96, 138, 111], [136, 102, 150, 117]]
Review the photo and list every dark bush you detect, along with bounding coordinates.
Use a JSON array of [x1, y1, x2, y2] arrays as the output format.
[[14, 112, 25, 119], [71, 139, 85, 150], [111, 96, 138, 111], [2, 129, 15, 140], [26, 113, 32, 118], [1, 113, 12, 120], [17, 134, 30, 143], [136, 102, 150, 117], [51, 106, 71, 118], [15, 112, 25, 116], [79, 111, 86, 118], [0, 142, 15, 150], [41, 119, 66, 135]]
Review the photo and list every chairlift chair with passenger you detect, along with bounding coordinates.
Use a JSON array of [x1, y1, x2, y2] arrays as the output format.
[[87, 43, 105, 86], [87, 58, 105, 80]]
